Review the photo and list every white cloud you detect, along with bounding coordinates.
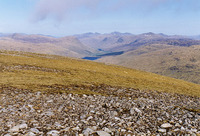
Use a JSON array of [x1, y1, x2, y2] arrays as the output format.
[[32, 0, 102, 22], [32, 0, 200, 22]]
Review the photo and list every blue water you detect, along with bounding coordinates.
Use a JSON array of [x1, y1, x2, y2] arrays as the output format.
[[83, 51, 124, 61], [82, 57, 101, 60]]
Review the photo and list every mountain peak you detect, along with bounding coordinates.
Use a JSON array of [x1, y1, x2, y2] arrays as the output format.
[[110, 31, 132, 35], [141, 32, 155, 36]]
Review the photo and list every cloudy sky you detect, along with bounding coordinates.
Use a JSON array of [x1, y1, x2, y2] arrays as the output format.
[[0, 0, 200, 36]]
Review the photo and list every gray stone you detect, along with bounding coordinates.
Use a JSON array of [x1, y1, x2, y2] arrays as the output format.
[[62, 127, 70, 132], [4, 134, 12, 136], [135, 108, 142, 113], [130, 108, 135, 115], [9, 126, 20, 132], [19, 123, 28, 129], [103, 127, 112, 133], [87, 116, 93, 121], [111, 111, 118, 117], [158, 129, 166, 133], [181, 126, 185, 131], [30, 128, 40, 134], [174, 128, 180, 132], [72, 126, 80, 131], [191, 128, 197, 132], [114, 117, 120, 120], [83, 128, 94, 136], [179, 120, 183, 124], [25, 132, 36, 136], [96, 131, 111, 136], [161, 123, 173, 128], [47, 130, 59, 136], [91, 126, 98, 131], [175, 123, 181, 127], [187, 113, 193, 118]]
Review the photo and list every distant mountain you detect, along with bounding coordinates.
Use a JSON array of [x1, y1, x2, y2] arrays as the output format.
[[0, 33, 96, 58], [189, 35, 200, 40], [75, 32, 137, 51], [74, 32, 101, 39], [75, 32, 200, 84], [76, 32, 199, 52], [97, 44, 200, 84]]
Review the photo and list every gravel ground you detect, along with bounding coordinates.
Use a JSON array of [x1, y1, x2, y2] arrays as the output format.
[[0, 86, 199, 136]]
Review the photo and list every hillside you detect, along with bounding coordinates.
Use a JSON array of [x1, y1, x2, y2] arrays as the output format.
[[0, 33, 95, 58], [0, 50, 199, 135], [0, 50, 200, 97], [98, 44, 200, 84], [77, 32, 200, 84]]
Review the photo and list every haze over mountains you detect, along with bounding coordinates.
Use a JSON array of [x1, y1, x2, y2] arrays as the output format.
[[0, 33, 95, 58], [1, 32, 200, 84]]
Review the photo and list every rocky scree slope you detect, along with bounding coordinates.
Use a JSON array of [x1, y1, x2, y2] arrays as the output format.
[[0, 86, 199, 135]]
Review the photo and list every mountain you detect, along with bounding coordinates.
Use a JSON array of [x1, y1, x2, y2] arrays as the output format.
[[75, 32, 200, 84], [97, 44, 200, 84], [76, 32, 198, 52], [0, 33, 96, 58], [76, 32, 136, 51]]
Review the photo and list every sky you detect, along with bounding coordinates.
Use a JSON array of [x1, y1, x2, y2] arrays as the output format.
[[0, 0, 200, 37]]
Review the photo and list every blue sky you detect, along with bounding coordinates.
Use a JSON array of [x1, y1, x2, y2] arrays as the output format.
[[0, 0, 200, 36]]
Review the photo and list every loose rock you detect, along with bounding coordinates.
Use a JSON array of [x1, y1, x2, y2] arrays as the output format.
[[161, 123, 173, 128], [0, 86, 199, 135]]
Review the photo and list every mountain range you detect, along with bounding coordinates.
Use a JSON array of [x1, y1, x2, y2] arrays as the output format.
[[1, 32, 200, 84], [75, 32, 200, 84]]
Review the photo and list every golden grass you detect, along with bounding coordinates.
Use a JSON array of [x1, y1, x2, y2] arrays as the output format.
[[0, 50, 200, 97]]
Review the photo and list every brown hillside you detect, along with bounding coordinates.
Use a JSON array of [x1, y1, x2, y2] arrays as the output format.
[[0, 34, 95, 58], [98, 44, 200, 84]]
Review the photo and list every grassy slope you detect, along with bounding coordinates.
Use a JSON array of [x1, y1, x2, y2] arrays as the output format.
[[98, 44, 200, 84], [0, 50, 200, 97]]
